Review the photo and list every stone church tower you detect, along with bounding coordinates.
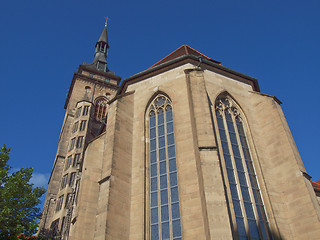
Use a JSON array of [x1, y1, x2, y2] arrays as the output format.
[[39, 22, 320, 240]]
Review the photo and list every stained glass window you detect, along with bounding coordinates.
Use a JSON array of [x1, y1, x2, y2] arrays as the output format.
[[215, 95, 271, 240], [148, 94, 182, 240]]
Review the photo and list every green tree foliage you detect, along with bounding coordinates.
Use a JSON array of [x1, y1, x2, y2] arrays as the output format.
[[0, 145, 46, 239]]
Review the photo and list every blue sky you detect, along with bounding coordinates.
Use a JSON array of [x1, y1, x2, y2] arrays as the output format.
[[1, 0, 319, 207]]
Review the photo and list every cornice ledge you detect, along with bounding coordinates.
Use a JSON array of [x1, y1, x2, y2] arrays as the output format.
[[199, 146, 217, 151], [64, 72, 120, 109], [98, 175, 111, 184], [74, 72, 119, 90], [302, 171, 312, 180], [108, 90, 135, 104], [249, 91, 282, 105]]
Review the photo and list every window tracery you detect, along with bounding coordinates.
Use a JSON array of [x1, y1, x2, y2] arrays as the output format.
[[147, 94, 182, 240], [215, 94, 271, 240], [94, 97, 108, 122]]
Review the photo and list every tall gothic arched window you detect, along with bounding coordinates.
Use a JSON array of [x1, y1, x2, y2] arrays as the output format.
[[215, 94, 271, 240], [147, 94, 182, 240], [94, 97, 108, 122]]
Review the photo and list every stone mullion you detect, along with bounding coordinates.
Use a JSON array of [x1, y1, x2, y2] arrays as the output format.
[[236, 119, 271, 240], [231, 112, 262, 240], [146, 114, 151, 240], [214, 109, 238, 236], [147, 110, 156, 240], [156, 109, 162, 240], [164, 105, 173, 240], [223, 108, 250, 238], [233, 116, 265, 240]]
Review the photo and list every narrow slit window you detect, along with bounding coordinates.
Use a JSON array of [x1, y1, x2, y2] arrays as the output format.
[[80, 120, 87, 131], [60, 174, 68, 189], [55, 195, 64, 212], [69, 138, 76, 151], [73, 122, 79, 133], [73, 154, 80, 167], [75, 107, 82, 118], [83, 106, 89, 116], [69, 172, 76, 187], [65, 155, 73, 170], [76, 136, 84, 148]]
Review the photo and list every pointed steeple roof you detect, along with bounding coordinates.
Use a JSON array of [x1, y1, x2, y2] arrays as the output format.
[[149, 45, 221, 69], [84, 24, 110, 72], [97, 26, 109, 48]]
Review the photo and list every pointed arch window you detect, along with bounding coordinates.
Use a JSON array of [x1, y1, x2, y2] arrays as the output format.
[[94, 97, 108, 122], [148, 94, 182, 240], [215, 95, 271, 240]]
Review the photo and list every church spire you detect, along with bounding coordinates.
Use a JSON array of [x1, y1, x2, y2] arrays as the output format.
[[92, 18, 110, 72]]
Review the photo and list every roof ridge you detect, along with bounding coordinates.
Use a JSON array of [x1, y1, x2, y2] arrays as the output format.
[[149, 44, 220, 69], [185, 45, 213, 60], [148, 45, 185, 69], [184, 45, 189, 55]]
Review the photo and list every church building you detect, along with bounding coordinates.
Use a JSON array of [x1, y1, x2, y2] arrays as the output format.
[[38, 22, 320, 240]]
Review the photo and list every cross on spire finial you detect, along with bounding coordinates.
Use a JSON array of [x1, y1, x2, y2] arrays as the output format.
[[104, 17, 110, 27]]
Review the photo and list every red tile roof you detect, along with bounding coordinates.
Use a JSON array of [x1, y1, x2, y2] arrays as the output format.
[[311, 180, 320, 191], [149, 44, 221, 69]]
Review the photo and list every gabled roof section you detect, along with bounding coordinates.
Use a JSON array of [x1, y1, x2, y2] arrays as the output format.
[[117, 44, 260, 95], [149, 44, 221, 69]]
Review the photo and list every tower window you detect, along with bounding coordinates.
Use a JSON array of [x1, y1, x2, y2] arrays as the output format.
[[94, 98, 108, 122], [215, 95, 271, 240], [97, 62, 106, 72], [55, 195, 64, 212], [80, 120, 86, 131], [65, 155, 73, 170], [69, 172, 76, 187], [147, 94, 182, 240], [72, 121, 79, 133], [50, 218, 60, 236], [69, 138, 76, 151], [76, 136, 84, 148], [75, 107, 82, 118], [73, 154, 81, 167], [85, 86, 91, 94], [60, 174, 68, 189], [60, 217, 65, 235], [83, 106, 89, 116], [65, 193, 72, 208]]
